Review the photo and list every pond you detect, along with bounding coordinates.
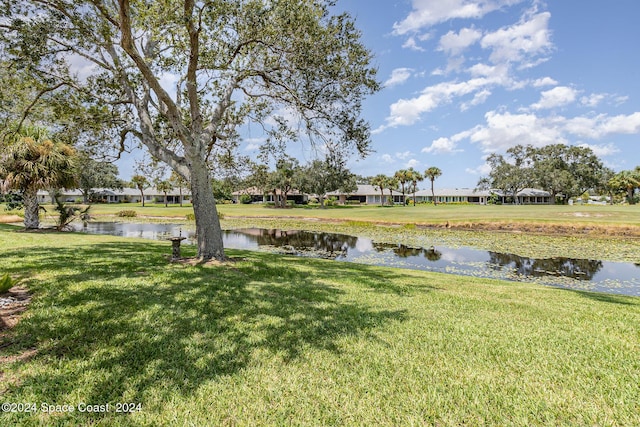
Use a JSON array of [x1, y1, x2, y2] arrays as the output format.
[[73, 222, 640, 296]]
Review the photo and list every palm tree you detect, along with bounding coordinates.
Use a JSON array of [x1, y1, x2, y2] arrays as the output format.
[[424, 167, 443, 205], [611, 168, 640, 204], [371, 174, 388, 206], [385, 176, 399, 205], [0, 125, 77, 229], [407, 168, 423, 206], [131, 175, 149, 207], [394, 169, 411, 205]]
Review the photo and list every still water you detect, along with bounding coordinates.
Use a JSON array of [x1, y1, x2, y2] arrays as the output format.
[[74, 222, 640, 296]]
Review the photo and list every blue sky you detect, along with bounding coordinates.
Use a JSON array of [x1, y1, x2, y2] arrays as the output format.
[[333, 0, 640, 188], [117, 0, 640, 188]]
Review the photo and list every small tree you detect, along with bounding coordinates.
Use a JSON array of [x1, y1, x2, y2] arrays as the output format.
[[300, 158, 357, 208], [385, 176, 399, 205], [269, 157, 302, 208], [156, 180, 173, 207], [371, 174, 388, 206], [394, 169, 412, 205], [407, 168, 424, 206], [75, 152, 123, 203], [610, 168, 640, 204], [131, 175, 149, 207], [169, 171, 189, 207], [424, 167, 443, 205], [54, 199, 91, 231], [0, 125, 77, 229]]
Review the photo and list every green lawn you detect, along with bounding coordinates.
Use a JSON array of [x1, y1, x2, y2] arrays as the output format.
[[69, 202, 640, 229], [1, 224, 639, 426]]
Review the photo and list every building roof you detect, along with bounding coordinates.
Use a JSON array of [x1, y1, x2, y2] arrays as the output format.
[[414, 188, 491, 197]]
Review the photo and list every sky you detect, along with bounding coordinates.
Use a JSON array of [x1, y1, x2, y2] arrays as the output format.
[[117, 0, 640, 189], [333, 0, 640, 188]]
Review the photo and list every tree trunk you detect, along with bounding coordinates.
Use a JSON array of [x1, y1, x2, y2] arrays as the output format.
[[23, 187, 40, 229], [189, 159, 225, 260], [431, 180, 436, 206]]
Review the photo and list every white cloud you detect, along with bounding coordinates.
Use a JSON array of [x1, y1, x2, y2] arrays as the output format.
[[422, 130, 470, 154], [480, 11, 552, 66], [393, 0, 525, 35], [531, 86, 578, 110], [422, 137, 462, 154], [577, 143, 620, 157], [439, 109, 640, 154], [467, 110, 567, 152], [381, 154, 395, 163], [243, 137, 265, 151], [406, 159, 421, 168], [461, 89, 492, 111], [465, 163, 493, 175], [532, 77, 558, 87], [395, 151, 413, 160], [614, 96, 629, 105], [384, 68, 414, 88], [382, 77, 498, 128], [580, 93, 606, 108], [402, 36, 426, 51], [564, 112, 640, 139], [438, 27, 483, 56]]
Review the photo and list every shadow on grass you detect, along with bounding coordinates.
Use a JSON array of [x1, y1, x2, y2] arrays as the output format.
[[564, 289, 640, 306], [0, 236, 414, 420]]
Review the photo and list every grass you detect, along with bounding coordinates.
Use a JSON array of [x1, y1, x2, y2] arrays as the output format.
[[1, 224, 639, 425], [52, 202, 640, 230]]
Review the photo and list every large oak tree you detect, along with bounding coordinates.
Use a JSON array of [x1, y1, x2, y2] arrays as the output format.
[[1, 0, 379, 260]]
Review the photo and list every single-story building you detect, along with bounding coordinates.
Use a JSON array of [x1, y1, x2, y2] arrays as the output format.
[[326, 184, 405, 205], [232, 187, 309, 204], [36, 187, 192, 204], [415, 188, 552, 205], [326, 185, 552, 205]]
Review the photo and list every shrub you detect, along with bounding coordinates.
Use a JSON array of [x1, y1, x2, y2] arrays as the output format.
[[0, 273, 19, 293], [54, 200, 91, 231], [324, 196, 338, 207], [239, 194, 252, 204], [117, 210, 137, 218]]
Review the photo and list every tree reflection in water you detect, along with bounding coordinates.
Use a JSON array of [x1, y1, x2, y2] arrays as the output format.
[[247, 229, 359, 257], [379, 244, 442, 261], [74, 224, 640, 294], [488, 252, 603, 281]]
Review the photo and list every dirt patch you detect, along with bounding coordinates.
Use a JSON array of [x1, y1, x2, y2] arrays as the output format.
[[0, 286, 32, 333], [0, 215, 23, 224], [168, 256, 243, 266]]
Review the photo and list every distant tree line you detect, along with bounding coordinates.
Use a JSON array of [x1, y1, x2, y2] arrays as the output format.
[[478, 144, 640, 204]]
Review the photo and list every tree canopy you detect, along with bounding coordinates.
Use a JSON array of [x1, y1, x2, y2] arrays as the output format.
[[1, 0, 379, 260], [300, 157, 357, 208], [480, 144, 607, 204]]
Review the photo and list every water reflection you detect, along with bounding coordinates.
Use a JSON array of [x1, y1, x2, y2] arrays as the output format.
[[487, 252, 603, 280], [74, 223, 640, 296]]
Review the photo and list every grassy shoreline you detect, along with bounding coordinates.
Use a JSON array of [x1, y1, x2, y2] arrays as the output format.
[[1, 225, 639, 425]]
